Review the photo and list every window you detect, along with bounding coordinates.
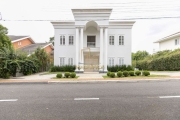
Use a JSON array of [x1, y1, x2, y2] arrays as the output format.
[[68, 58, 73, 65], [119, 36, 124, 45], [60, 35, 65, 45], [109, 36, 114, 45], [60, 57, 65, 66], [109, 58, 114, 66], [118, 58, 124, 66], [69, 36, 74, 45], [175, 39, 179, 45], [18, 42, 21, 46]]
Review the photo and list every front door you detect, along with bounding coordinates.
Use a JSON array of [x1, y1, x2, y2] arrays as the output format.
[[84, 53, 99, 72]]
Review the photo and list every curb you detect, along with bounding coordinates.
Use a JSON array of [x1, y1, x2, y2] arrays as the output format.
[[0, 78, 180, 85]]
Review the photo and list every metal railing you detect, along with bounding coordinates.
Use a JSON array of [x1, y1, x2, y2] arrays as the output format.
[[87, 42, 95, 47]]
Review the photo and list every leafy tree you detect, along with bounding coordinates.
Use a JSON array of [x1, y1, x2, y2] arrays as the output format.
[[49, 37, 54, 45], [0, 24, 12, 48], [132, 50, 149, 61]]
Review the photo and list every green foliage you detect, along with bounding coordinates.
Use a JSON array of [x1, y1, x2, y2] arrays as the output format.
[[64, 72, 70, 78], [70, 72, 76, 78], [135, 71, 141, 76], [50, 65, 76, 72], [129, 71, 135, 76], [56, 73, 62, 78], [107, 72, 111, 76], [117, 71, 123, 77], [108, 65, 133, 72], [136, 49, 180, 71], [123, 71, 129, 77], [132, 50, 149, 61], [143, 71, 150, 76], [110, 72, 115, 78]]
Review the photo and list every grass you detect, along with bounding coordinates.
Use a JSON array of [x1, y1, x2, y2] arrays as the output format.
[[103, 74, 169, 79]]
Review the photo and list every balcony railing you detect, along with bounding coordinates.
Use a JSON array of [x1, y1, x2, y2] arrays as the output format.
[[87, 42, 95, 47]]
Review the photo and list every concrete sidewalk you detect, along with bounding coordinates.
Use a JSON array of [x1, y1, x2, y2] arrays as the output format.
[[1, 71, 180, 84]]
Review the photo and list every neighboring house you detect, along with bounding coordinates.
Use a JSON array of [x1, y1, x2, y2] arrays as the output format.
[[154, 32, 180, 51], [8, 35, 54, 56], [51, 8, 135, 73]]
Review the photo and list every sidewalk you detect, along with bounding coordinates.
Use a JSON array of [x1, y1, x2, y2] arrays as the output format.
[[1, 71, 180, 84]]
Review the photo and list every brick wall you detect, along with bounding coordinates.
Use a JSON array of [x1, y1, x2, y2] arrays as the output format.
[[13, 38, 33, 49]]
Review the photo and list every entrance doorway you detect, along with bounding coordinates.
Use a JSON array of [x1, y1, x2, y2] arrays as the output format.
[[84, 52, 99, 72], [87, 36, 96, 48]]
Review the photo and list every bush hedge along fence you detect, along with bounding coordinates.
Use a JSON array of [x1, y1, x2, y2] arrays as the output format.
[[50, 65, 76, 72]]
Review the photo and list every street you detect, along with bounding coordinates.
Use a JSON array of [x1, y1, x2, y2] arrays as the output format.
[[0, 81, 180, 120]]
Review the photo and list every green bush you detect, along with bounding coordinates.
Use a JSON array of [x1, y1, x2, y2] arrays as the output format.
[[110, 72, 115, 78], [64, 72, 70, 78], [123, 71, 129, 77], [107, 72, 111, 76], [135, 71, 141, 76], [50, 65, 76, 72], [143, 71, 150, 76], [56, 73, 62, 78], [129, 71, 135, 76], [70, 72, 76, 78], [117, 71, 123, 77], [108, 65, 134, 72]]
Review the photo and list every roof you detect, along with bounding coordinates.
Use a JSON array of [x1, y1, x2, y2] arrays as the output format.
[[19, 43, 53, 55], [154, 32, 180, 43], [8, 35, 35, 43]]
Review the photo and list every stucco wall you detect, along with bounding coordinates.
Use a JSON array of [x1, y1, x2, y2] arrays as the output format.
[[54, 29, 76, 66], [108, 29, 132, 65], [13, 38, 33, 49]]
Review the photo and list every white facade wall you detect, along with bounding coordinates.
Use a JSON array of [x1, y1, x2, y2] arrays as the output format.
[[54, 29, 76, 66], [159, 37, 180, 51], [108, 29, 132, 65]]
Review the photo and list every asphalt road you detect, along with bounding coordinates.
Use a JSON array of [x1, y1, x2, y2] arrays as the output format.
[[0, 81, 180, 120]]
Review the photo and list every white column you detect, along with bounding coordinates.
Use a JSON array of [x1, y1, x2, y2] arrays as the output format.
[[104, 28, 108, 72], [80, 27, 84, 71], [99, 27, 104, 72], [75, 28, 79, 71]]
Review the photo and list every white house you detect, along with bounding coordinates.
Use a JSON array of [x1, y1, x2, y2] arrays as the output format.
[[154, 32, 180, 52], [51, 8, 135, 73]]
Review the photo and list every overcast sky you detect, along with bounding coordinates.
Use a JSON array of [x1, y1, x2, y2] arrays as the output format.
[[0, 0, 180, 53]]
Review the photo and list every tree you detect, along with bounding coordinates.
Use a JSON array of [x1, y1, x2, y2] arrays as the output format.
[[49, 37, 54, 45], [0, 24, 12, 48], [132, 50, 149, 61]]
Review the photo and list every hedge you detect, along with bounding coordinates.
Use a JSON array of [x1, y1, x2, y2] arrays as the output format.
[[108, 65, 134, 72], [50, 65, 76, 72]]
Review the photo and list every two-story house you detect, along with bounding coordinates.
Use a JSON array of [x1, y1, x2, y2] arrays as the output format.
[[51, 8, 135, 73]]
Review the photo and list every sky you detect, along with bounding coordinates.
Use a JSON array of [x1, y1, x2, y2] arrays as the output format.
[[0, 0, 180, 54]]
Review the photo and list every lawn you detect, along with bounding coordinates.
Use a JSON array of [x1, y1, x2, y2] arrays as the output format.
[[103, 74, 169, 79]]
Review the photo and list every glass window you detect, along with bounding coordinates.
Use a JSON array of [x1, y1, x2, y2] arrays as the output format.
[[119, 36, 124, 45], [109, 58, 114, 66], [118, 58, 124, 65], [60, 57, 65, 66], [109, 36, 114, 45], [68, 58, 73, 65], [69, 36, 74, 45], [60, 35, 65, 45]]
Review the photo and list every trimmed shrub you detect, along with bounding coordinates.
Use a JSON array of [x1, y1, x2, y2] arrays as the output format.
[[56, 73, 62, 78], [107, 72, 111, 76], [123, 71, 129, 77], [50, 65, 76, 72], [107, 65, 134, 72], [135, 71, 141, 76], [129, 71, 135, 76], [110, 72, 115, 78], [143, 71, 150, 76], [64, 72, 70, 78], [70, 72, 76, 78], [117, 71, 123, 77]]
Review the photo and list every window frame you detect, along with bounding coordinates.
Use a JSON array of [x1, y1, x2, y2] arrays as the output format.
[[109, 35, 115, 45], [119, 35, 124, 45], [60, 35, 65, 45], [118, 57, 124, 66], [69, 35, 74, 45], [59, 57, 65, 66], [68, 58, 74, 65], [108, 57, 115, 66]]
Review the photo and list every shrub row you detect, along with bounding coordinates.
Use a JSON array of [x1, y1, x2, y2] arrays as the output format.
[[107, 65, 134, 72], [51, 65, 76, 72], [107, 71, 150, 78], [136, 52, 180, 71], [56, 72, 76, 78]]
